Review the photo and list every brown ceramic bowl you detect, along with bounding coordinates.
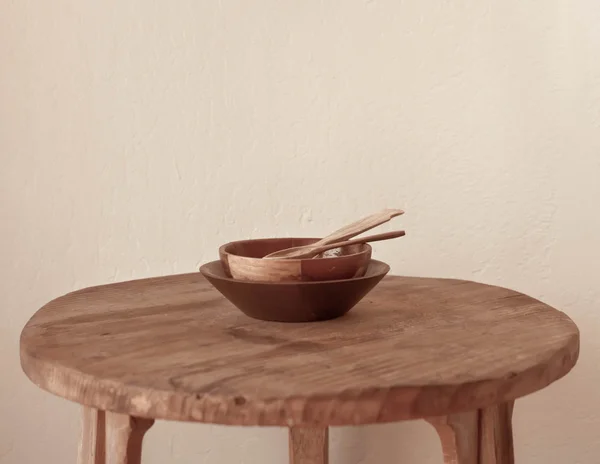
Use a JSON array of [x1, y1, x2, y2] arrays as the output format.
[[200, 259, 390, 322], [219, 237, 372, 282]]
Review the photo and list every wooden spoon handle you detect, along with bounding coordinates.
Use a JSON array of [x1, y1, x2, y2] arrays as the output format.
[[310, 230, 406, 257], [312, 209, 404, 248]]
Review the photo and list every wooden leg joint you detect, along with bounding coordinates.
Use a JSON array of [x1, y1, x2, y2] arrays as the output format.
[[427, 402, 514, 464], [105, 412, 154, 464]]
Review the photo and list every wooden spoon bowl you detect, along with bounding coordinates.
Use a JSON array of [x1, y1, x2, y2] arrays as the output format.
[[219, 237, 372, 282], [200, 259, 390, 322]]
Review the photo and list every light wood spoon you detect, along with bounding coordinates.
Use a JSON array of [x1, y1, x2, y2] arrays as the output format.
[[264, 230, 406, 260], [263, 208, 404, 259]]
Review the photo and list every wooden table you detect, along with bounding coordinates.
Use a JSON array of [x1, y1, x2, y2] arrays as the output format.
[[20, 273, 579, 464]]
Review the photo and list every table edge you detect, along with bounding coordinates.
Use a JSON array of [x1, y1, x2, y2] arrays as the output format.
[[20, 327, 580, 426]]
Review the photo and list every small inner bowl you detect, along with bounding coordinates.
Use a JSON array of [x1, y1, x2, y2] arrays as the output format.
[[200, 259, 390, 322], [219, 237, 372, 282]]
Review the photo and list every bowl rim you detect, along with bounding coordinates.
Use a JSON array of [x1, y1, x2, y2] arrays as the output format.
[[218, 237, 372, 263], [200, 259, 390, 286]]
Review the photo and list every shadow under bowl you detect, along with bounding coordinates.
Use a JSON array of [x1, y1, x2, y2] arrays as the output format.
[[199, 259, 390, 322]]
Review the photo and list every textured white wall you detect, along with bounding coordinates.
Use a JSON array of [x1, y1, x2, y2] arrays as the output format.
[[2, 1, 600, 463]]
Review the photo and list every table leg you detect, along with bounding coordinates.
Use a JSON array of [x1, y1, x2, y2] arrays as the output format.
[[479, 402, 514, 464], [78, 407, 106, 464], [105, 412, 154, 464], [426, 401, 514, 464], [427, 410, 479, 464], [289, 427, 329, 464]]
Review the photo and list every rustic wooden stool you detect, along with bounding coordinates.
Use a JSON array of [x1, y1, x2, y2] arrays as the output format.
[[20, 273, 579, 464]]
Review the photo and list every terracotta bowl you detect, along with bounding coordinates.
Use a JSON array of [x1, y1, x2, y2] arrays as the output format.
[[200, 259, 390, 322], [219, 237, 372, 282]]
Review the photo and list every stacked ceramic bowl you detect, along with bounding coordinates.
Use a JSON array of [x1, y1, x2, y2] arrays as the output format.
[[200, 209, 404, 322]]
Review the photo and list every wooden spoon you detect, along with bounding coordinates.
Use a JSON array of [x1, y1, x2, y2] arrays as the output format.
[[263, 208, 404, 259], [264, 230, 406, 260]]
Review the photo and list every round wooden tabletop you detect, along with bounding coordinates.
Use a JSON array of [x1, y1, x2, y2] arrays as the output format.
[[20, 273, 579, 426]]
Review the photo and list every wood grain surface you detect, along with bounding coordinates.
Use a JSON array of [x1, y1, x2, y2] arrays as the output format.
[[20, 273, 579, 426]]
